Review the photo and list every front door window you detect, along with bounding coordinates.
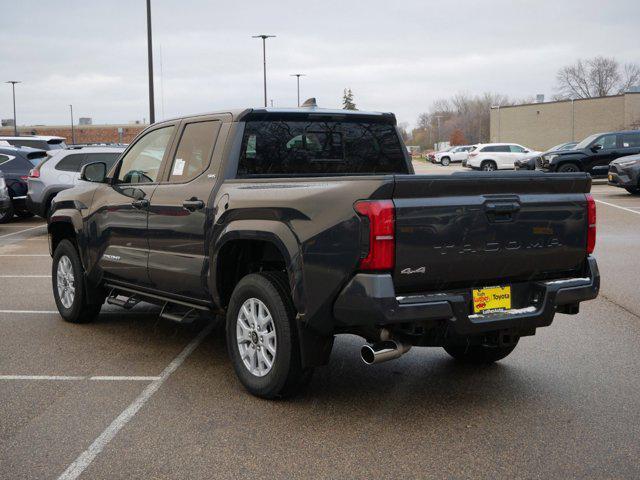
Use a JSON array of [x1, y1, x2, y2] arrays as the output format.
[[117, 126, 175, 184]]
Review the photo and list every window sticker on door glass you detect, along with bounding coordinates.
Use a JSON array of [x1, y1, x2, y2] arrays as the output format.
[[172, 158, 185, 176]]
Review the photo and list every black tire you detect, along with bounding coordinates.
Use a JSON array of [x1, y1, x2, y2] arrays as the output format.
[[226, 271, 312, 399], [441, 157, 451, 166], [15, 210, 34, 219], [0, 200, 14, 223], [443, 339, 518, 364], [481, 160, 497, 171], [557, 163, 580, 173], [625, 186, 640, 195], [52, 239, 103, 323]]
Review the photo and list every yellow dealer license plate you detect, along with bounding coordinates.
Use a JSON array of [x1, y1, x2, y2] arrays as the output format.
[[608, 174, 613, 181], [472, 286, 511, 314]]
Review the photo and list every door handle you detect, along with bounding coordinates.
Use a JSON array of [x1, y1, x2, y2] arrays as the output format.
[[131, 198, 149, 209], [485, 202, 520, 214], [182, 198, 204, 211]]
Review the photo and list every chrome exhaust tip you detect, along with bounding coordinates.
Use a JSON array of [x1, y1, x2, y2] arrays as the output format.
[[361, 339, 411, 365]]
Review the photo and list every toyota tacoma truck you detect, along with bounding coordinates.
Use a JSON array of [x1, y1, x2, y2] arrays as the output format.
[[47, 103, 600, 399]]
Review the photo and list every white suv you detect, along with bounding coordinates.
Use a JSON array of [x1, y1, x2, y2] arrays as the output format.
[[435, 145, 474, 166], [27, 145, 124, 217], [465, 143, 539, 171]]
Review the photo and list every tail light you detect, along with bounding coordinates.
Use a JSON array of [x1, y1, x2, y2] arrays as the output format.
[[354, 200, 395, 271], [20, 175, 29, 180], [28, 168, 40, 179], [586, 193, 596, 254], [469, 152, 478, 158]]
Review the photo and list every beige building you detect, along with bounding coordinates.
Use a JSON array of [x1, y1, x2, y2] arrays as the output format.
[[490, 92, 640, 151]]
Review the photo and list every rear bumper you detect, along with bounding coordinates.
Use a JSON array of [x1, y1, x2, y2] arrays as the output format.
[[333, 257, 600, 335], [26, 195, 45, 216], [11, 195, 28, 212]]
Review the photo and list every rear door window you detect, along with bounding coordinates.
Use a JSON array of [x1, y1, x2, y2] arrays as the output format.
[[238, 119, 408, 176], [55, 153, 87, 172], [621, 132, 640, 148], [168, 121, 220, 182]]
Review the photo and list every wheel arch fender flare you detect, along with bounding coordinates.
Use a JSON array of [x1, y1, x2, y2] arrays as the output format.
[[209, 219, 304, 312]]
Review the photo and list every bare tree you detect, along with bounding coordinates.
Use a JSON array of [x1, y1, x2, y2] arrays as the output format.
[[555, 56, 640, 99]]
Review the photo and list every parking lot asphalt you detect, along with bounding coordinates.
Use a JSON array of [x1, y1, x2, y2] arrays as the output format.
[[1, 169, 639, 479]]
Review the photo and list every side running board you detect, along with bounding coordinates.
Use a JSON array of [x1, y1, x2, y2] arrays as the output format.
[[104, 283, 218, 324]]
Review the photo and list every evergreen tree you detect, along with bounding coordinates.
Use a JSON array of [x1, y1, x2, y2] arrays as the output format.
[[342, 88, 357, 110]]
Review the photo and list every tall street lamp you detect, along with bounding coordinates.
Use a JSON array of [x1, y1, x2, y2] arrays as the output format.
[[146, 0, 155, 124], [5, 81, 20, 136], [290, 73, 305, 106], [252, 35, 275, 107], [69, 104, 75, 144]]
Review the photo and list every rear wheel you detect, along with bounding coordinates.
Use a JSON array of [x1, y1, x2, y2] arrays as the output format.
[[481, 160, 497, 171], [441, 157, 451, 166], [226, 272, 312, 399], [52, 239, 103, 323], [557, 163, 580, 173], [16, 210, 34, 219], [443, 340, 518, 364], [625, 185, 640, 195], [0, 200, 14, 223]]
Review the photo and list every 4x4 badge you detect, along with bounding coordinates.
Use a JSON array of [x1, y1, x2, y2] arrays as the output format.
[[401, 266, 426, 275]]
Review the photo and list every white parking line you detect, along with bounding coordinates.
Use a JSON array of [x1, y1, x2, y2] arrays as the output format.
[[0, 375, 162, 381], [595, 199, 640, 216], [0, 224, 46, 239], [57, 322, 214, 480]]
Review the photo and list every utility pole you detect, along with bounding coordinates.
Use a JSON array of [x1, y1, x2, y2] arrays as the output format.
[[252, 35, 275, 107], [290, 73, 305, 106], [69, 104, 75, 144], [146, 0, 155, 124], [5, 81, 20, 136], [434, 115, 444, 150]]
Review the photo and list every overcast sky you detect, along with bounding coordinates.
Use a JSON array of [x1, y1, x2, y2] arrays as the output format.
[[1, 0, 639, 128]]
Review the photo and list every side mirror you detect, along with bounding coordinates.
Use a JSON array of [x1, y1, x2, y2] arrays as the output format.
[[80, 161, 107, 183], [591, 144, 603, 152], [523, 149, 530, 153]]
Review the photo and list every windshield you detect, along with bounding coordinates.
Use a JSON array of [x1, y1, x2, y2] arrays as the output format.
[[575, 134, 600, 150], [238, 119, 409, 176]]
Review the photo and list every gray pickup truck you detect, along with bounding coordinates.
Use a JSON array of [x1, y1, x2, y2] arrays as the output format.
[[47, 104, 599, 398]]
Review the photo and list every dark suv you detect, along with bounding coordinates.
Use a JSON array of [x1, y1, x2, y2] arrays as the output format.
[[537, 130, 640, 175]]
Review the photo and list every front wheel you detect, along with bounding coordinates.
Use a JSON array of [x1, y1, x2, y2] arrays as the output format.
[[443, 340, 518, 364], [441, 157, 451, 166], [226, 272, 312, 399], [557, 163, 580, 173], [52, 239, 103, 323]]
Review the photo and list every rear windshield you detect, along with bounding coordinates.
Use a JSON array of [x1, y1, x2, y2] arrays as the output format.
[[237, 120, 408, 176]]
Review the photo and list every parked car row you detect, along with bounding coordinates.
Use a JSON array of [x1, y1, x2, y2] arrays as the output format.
[[0, 138, 126, 222]]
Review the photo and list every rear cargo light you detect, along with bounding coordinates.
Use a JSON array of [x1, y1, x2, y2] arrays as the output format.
[[586, 193, 596, 254], [354, 200, 395, 271]]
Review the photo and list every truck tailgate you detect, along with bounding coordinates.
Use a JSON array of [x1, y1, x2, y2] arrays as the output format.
[[392, 172, 591, 293]]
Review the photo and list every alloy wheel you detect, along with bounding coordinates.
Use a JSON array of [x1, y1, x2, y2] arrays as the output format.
[[236, 298, 277, 377], [56, 255, 75, 309]]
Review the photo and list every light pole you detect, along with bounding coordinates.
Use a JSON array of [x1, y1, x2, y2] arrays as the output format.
[[146, 0, 155, 124], [252, 35, 275, 107], [290, 73, 305, 106], [5, 81, 20, 136], [69, 104, 75, 144]]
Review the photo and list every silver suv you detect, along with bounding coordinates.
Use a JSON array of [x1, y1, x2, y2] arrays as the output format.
[[27, 145, 124, 217]]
